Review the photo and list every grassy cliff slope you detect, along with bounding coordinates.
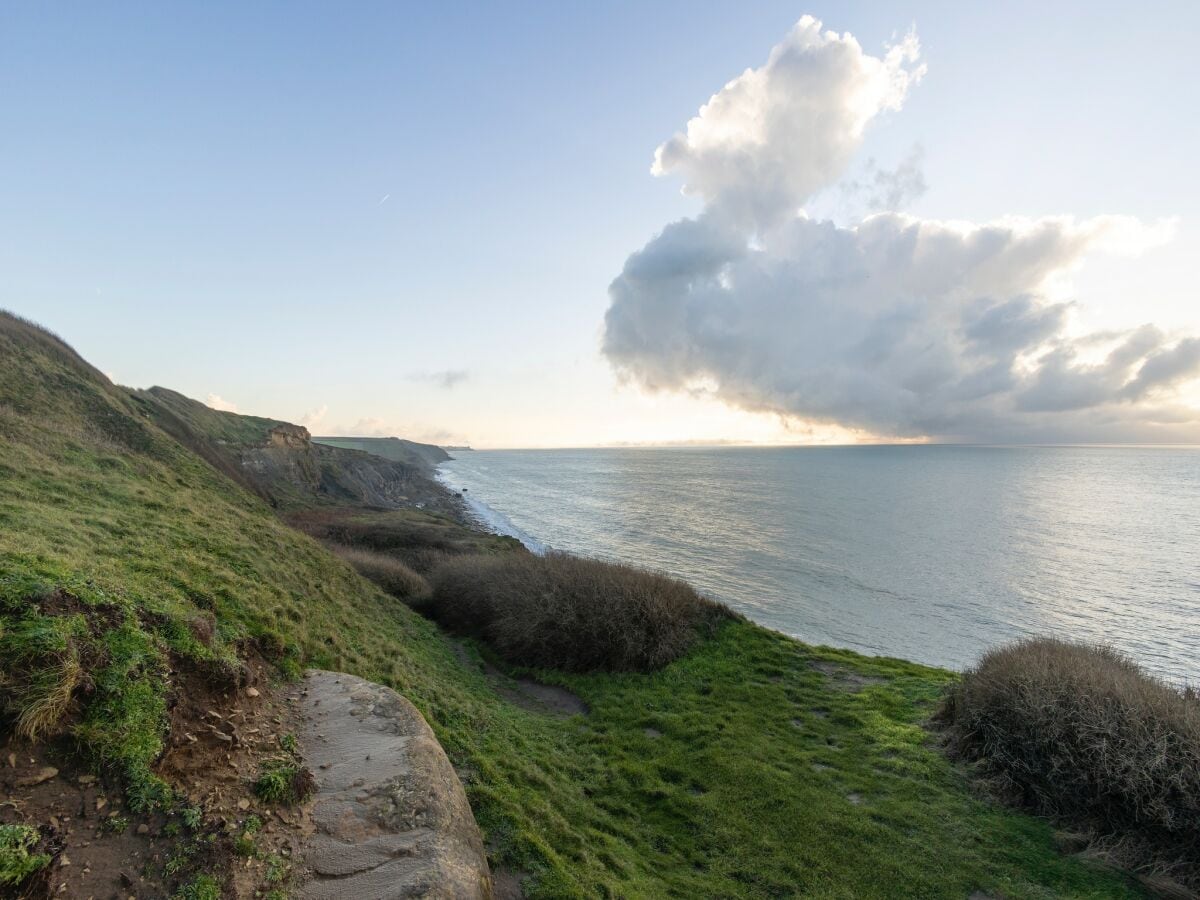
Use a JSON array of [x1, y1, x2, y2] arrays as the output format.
[[0, 312, 1142, 898], [312, 435, 450, 469]]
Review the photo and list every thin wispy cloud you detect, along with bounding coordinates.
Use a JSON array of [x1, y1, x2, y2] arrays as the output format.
[[410, 369, 470, 389], [603, 15, 1199, 442], [377, 193, 390, 206]]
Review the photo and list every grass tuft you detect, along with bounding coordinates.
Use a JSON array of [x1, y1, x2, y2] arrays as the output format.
[[253, 760, 317, 806], [173, 873, 223, 900]]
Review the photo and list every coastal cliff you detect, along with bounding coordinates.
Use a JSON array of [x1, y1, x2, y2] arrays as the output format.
[[0, 311, 1158, 899], [134, 387, 455, 513]]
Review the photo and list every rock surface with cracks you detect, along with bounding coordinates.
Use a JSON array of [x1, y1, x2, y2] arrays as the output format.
[[293, 670, 492, 899]]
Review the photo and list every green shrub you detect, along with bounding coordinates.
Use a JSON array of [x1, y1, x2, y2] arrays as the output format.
[[327, 543, 429, 602], [253, 760, 317, 806], [0, 824, 51, 888], [428, 552, 733, 672], [938, 637, 1200, 888]]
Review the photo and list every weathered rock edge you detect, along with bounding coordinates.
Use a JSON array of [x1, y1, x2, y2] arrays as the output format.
[[293, 670, 492, 899]]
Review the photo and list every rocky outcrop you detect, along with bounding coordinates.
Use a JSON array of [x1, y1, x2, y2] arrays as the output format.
[[292, 671, 493, 900], [268, 422, 314, 450], [133, 386, 452, 511]]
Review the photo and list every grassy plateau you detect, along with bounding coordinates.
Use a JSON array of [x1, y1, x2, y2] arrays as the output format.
[[0, 311, 1149, 898]]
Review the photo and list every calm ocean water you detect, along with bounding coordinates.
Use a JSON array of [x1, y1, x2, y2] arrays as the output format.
[[437, 446, 1200, 682]]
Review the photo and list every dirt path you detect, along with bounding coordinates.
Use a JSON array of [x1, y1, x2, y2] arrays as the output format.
[[450, 642, 588, 718], [289, 671, 492, 899]]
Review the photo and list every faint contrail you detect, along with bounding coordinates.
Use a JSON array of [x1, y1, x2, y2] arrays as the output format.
[[378, 193, 390, 206]]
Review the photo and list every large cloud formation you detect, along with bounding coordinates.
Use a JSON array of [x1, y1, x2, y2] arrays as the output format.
[[604, 16, 1199, 441]]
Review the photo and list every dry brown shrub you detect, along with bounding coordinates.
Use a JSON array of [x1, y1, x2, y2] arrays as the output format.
[[938, 637, 1200, 889], [428, 552, 733, 672], [328, 543, 430, 602]]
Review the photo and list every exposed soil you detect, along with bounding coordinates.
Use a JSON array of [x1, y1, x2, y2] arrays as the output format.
[[1, 657, 311, 899], [809, 660, 887, 692], [450, 643, 588, 718]]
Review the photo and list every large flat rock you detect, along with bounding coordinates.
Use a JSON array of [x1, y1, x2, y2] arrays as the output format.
[[293, 671, 492, 899]]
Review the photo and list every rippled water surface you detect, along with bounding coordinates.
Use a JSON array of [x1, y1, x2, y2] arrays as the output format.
[[439, 446, 1200, 682]]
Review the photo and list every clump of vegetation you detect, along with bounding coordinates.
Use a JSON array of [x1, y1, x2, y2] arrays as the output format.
[[253, 760, 317, 806], [264, 853, 288, 885], [938, 637, 1200, 888], [288, 506, 521, 574], [0, 824, 51, 888], [234, 814, 263, 857], [179, 805, 203, 832], [327, 543, 429, 602], [173, 873, 222, 900], [429, 552, 733, 672], [100, 814, 130, 835]]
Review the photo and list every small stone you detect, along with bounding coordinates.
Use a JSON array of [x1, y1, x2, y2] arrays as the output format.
[[246, 687, 260, 698], [59, 855, 71, 867], [77, 774, 97, 785], [16, 766, 58, 786], [237, 798, 250, 810], [95, 797, 107, 812], [6, 753, 16, 768], [136, 824, 149, 835], [50, 816, 61, 829]]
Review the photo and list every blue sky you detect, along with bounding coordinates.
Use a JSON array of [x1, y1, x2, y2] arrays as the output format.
[[2, 2, 1197, 446]]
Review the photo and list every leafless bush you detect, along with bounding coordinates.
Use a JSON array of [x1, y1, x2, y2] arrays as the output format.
[[328, 543, 429, 602], [428, 552, 733, 672], [938, 637, 1200, 889]]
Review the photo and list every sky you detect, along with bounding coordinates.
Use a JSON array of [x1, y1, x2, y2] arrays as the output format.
[[2, 1, 1198, 447]]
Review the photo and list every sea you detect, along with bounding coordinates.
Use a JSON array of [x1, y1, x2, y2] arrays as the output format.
[[436, 445, 1200, 683]]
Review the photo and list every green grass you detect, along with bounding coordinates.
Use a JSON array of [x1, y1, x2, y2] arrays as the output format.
[[0, 311, 1146, 897], [0, 824, 52, 888], [173, 873, 222, 900], [132, 385, 285, 447], [253, 760, 316, 806]]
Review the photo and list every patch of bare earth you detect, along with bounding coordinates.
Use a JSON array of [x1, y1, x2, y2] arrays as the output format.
[[1, 657, 312, 899], [809, 660, 887, 692], [450, 642, 587, 718]]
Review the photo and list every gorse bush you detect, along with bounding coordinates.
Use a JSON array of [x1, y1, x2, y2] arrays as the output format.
[[938, 637, 1200, 888], [428, 552, 733, 672], [327, 543, 429, 602]]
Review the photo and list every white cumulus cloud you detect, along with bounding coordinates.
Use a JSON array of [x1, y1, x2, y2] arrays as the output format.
[[206, 393, 238, 413], [603, 16, 1199, 442], [652, 16, 924, 231]]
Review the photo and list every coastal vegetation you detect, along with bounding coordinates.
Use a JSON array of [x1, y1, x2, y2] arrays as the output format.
[[0, 311, 1159, 897], [429, 552, 733, 672], [326, 543, 431, 602], [939, 637, 1200, 892]]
